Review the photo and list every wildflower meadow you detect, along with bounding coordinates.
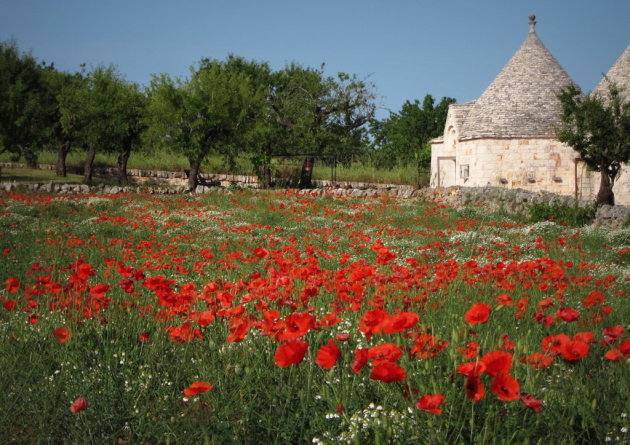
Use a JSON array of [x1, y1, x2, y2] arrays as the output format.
[[0, 189, 628, 444]]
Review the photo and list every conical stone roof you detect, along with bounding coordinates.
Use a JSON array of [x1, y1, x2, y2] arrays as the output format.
[[460, 16, 575, 139], [592, 44, 630, 103]]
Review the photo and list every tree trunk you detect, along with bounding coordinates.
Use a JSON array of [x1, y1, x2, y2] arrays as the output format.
[[23, 147, 38, 169], [299, 156, 315, 189], [83, 146, 97, 184], [259, 163, 272, 188], [56, 140, 69, 177], [596, 169, 615, 206], [187, 157, 202, 192], [117, 145, 131, 185]]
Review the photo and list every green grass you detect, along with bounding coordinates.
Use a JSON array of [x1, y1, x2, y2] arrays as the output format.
[[0, 188, 628, 444], [1, 150, 424, 186], [0, 167, 86, 184]]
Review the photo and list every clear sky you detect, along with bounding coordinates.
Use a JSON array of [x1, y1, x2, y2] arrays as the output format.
[[1, 0, 629, 119]]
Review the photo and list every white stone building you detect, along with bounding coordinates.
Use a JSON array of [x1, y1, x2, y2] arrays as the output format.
[[430, 16, 630, 205]]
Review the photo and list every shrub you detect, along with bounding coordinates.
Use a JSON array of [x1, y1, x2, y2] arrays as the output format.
[[528, 201, 596, 226]]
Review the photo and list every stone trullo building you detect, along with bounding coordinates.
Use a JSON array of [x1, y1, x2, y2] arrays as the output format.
[[430, 15, 630, 205]]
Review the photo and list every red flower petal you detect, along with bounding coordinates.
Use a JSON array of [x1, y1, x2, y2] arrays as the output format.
[[274, 339, 309, 367], [416, 393, 445, 414], [464, 303, 491, 325], [315, 339, 341, 369], [183, 381, 215, 396], [370, 362, 406, 383], [70, 397, 88, 413]]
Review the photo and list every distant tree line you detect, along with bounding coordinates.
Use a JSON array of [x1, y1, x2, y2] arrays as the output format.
[[0, 39, 455, 190]]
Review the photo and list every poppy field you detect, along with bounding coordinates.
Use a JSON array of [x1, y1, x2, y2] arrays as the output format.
[[0, 189, 629, 444]]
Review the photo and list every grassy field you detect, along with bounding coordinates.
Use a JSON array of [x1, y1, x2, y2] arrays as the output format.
[[0, 190, 628, 444], [0, 150, 425, 186]]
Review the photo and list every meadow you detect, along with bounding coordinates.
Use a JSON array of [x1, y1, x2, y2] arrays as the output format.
[[0, 189, 628, 444], [0, 149, 425, 186]]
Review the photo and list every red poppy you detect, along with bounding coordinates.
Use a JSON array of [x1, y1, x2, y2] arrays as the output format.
[[190, 310, 216, 327], [167, 322, 203, 343], [370, 362, 406, 383], [496, 294, 513, 307], [226, 317, 250, 343], [520, 352, 553, 369], [573, 331, 595, 344], [90, 283, 111, 298], [464, 303, 491, 325], [76, 262, 95, 280], [457, 360, 487, 377], [3, 299, 18, 311], [368, 343, 402, 365], [560, 339, 589, 362], [52, 326, 72, 344], [602, 325, 624, 345], [541, 333, 570, 355], [457, 341, 480, 359], [520, 393, 543, 412], [604, 348, 624, 361], [490, 373, 520, 401], [138, 332, 150, 342], [352, 347, 369, 373], [276, 312, 317, 341], [619, 340, 630, 355], [358, 309, 388, 338], [4, 277, 20, 293], [316, 339, 341, 369], [499, 334, 515, 351], [465, 374, 485, 402], [253, 247, 269, 258], [410, 333, 449, 359], [380, 312, 419, 334], [556, 307, 580, 322], [582, 291, 605, 308], [183, 381, 214, 396], [118, 279, 135, 294], [69, 397, 88, 413], [416, 393, 445, 414], [480, 350, 512, 377], [274, 339, 309, 367]]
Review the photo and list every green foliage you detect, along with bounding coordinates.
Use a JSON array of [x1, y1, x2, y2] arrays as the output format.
[[242, 62, 376, 186], [145, 57, 255, 189], [59, 66, 133, 153], [0, 40, 53, 165], [370, 95, 455, 172], [557, 82, 630, 205], [528, 201, 596, 226]]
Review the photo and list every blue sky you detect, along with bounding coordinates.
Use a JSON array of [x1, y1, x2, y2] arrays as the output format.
[[1, 0, 629, 119]]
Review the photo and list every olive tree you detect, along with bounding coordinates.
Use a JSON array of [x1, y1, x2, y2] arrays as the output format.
[[557, 83, 630, 205], [145, 58, 253, 191]]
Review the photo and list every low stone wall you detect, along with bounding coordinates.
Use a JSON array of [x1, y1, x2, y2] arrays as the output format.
[[1, 168, 628, 227], [296, 185, 629, 228]]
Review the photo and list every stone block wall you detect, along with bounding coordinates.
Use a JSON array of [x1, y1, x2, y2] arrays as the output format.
[[430, 138, 630, 205]]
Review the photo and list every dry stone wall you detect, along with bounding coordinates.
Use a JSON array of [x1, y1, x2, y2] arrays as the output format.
[[1, 163, 628, 228]]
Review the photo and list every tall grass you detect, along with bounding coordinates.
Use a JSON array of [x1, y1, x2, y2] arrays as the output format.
[[0, 150, 424, 185], [0, 190, 628, 443]]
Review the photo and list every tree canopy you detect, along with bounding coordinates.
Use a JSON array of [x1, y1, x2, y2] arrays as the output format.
[[145, 58, 255, 190], [0, 40, 50, 166], [58, 65, 141, 183], [557, 83, 630, 205], [370, 95, 455, 173], [1, 39, 450, 189]]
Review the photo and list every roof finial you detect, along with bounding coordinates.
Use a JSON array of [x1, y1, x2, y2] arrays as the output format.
[[529, 14, 536, 32]]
